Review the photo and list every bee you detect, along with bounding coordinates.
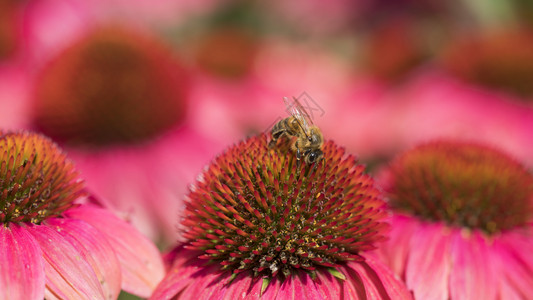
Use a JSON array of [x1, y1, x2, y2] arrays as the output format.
[[268, 97, 324, 165]]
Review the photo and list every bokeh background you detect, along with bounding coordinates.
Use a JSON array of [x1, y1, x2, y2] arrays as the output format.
[[1, 0, 533, 298]]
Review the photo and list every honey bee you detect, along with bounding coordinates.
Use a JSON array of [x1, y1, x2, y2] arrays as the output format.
[[268, 97, 324, 165]]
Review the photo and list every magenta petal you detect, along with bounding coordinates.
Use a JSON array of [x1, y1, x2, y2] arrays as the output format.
[[275, 276, 300, 300], [194, 270, 261, 300], [314, 270, 342, 299], [345, 258, 413, 300], [194, 271, 230, 300], [405, 223, 451, 300], [65, 206, 165, 297], [493, 232, 533, 298], [449, 231, 498, 300], [0, 225, 45, 300], [150, 248, 202, 299], [378, 214, 419, 276], [261, 276, 282, 299], [45, 218, 122, 300], [27, 224, 106, 299], [275, 273, 324, 300], [165, 262, 226, 300], [358, 255, 414, 299], [340, 265, 366, 299], [221, 273, 262, 299]]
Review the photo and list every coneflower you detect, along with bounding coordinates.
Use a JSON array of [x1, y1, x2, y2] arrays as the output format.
[[29, 25, 216, 243], [32, 26, 188, 146], [376, 140, 533, 300], [441, 28, 533, 98], [151, 134, 412, 299], [0, 130, 164, 300]]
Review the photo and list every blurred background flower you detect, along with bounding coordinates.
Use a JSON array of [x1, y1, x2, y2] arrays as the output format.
[[374, 140, 533, 299], [1, 0, 533, 298]]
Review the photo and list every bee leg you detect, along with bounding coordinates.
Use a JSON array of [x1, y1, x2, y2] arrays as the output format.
[[295, 143, 302, 170], [268, 139, 276, 149]]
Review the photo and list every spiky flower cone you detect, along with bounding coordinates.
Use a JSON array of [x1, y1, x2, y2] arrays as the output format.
[[0, 130, 164, 300], [32, 26, 189, 147], [151, 134, 412, 299], [441, 28, 533, 98], [376, 140, 533, 300], [0, 131, 85, 224]]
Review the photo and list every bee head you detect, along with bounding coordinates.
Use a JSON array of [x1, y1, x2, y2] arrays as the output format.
[[305, 149, 324, 164]]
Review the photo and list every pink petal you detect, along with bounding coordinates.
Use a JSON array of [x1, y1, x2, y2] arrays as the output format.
[[190, 269, 262, 300], [45, 218, 122, 300], [275, 272, 324, 300], [314, 270, 342, 299], [150, 248, 203, 299], [377, 214, 419, 276], [65, 205, 165, 298], [221, 273, 262, 299], [493, 231, 533, 298], [22, 0, 93, 66], [449, 230, 498, 300], [359, 255, 414, 299], [275, 275, 300, 299], [340, 265, 367, 299], [261, 276, 282, 299], [180, 266, 225, 300], [0, 224, 45, 300], [404, 222, 451, 300], [27, 224, 106, 299]]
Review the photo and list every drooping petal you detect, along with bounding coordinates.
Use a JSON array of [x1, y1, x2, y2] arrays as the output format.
[[275, 272, 324, 300], [220, 273, 262, 299], [260, 276, 282, 299], [64, 205, 165, 297], [493, 230, 533, 298], [449, 230, 498, 300], [377, 214, 419, 276], [27, 224, 106, 300], [341, 264, 368, 299], [346, 258, 413, 300], [359, 255, 414, 299], [45, 218, 122, 300], [314, 270, 342, 299], [405, 222, 451, 300], [193, 270, 233, 300], [150, 248, 203, 299], [0, 224, 45, 300]]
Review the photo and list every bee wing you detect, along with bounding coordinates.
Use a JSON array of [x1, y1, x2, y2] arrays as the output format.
[[283, 97, 314, 133]]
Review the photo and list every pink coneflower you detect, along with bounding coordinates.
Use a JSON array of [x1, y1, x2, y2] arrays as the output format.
[[151, 134, 413, 299], [28, 25, 221, 243], [376, 140, 533, 299], [440, 27, 533, 99], [32, 26, 187, 146], [0, 130, 164, 299]]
